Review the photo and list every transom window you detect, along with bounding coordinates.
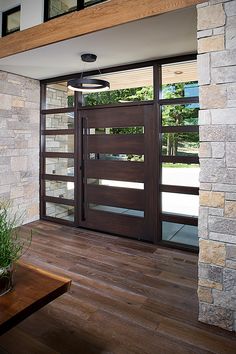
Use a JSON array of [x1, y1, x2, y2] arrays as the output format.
[[44, 0, 107, 21], [2, 6, 21, 37]]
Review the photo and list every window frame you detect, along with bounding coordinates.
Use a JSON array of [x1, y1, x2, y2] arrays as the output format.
[[44, 0, 107, 22], [2, 5, 21, 37]]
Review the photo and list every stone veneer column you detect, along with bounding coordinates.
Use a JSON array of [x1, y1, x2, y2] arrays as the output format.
[[0, 71, 40, 223], [197, 0, 236, 331]]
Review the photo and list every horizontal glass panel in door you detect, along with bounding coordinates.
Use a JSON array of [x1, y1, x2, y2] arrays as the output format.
[[45, 135, 74, 153], [89, 153, 144, 162], [5, 8, 20, 35], [87, 179, 144, 189], [45, 181, 74, 199], [89, 204, 144, 218], [47, 0, 77, 19], [162, 221, 198, 247], [46, 202, 74, 221], [162, 192, 199, 217], [162, 163, 200, 187], [83, 67, 153, 106], [162, 104, 199, 126], [161, 61, 199, 99], [45, 158, 74, 176], [45, 113, 75, 130], [46, 82, 74, 109], [89, 127, 144, 134], [162, 133, 199, 157]]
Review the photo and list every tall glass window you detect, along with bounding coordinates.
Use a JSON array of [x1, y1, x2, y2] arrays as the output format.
[[160, 60, 199, 248]]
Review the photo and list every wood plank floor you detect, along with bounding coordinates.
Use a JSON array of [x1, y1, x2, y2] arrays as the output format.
[[0, 220, 235, 354]]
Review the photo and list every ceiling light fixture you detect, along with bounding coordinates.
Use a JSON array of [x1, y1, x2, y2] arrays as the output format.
[[174, 70, 183, 75], [67, 53, 110, 93]]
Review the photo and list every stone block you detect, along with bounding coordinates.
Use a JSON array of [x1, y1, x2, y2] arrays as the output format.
[[200, 125, 226, 141], [198, 207, 209, 238], [199, 303, 233, 331], [197, 29, 213, 39], [208, 207, 224, 216], [199, 263, 223, 283], [213, 26, 224, 35], [225, 1, 236, 17], [199, 239, 226, 266], [200, 191, 225, 208], [199, 278, 223, 290], [226, 142, 236, 167], [199, 142, 212, 157], [209, 215, 236, 236], [226, 125, 236, 141], [200, 85, 227, 109], [225, 201, 236, 217], [198, 4, 226, 30], [211, 49, 236, 67], [212, 66, 236, 84], [210, 232, 236, 244], [198, 286, 213, 303], [223, 268, 236, 291], [225, 192, 236, 201], [11, 156, 28, 172], [0, 94, 11, 110], [212, 288, 236, 309], [197, 54, 211, 85], [226, 245, 236, 260], [200, 183, 212, 191], [198, 35, 225, 54], [211, 142, 225, 158], [213, 183, 236, 192], [226, 260, 236, 270], [211, 108, 236, 124], [199, 159, 226, 183], [226, 15, 236, 49]]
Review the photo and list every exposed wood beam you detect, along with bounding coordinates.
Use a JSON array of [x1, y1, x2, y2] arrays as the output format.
[[0, 0, 204, 59]]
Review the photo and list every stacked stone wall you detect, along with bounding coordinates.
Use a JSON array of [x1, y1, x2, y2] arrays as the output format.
[[0, 71, 40, 223], [197, 0, 236, 331]]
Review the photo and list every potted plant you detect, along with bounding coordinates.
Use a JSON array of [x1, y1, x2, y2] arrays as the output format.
[[0, 200, 31, 296]]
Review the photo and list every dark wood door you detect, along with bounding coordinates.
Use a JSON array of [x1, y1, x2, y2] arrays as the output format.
[[79, 103, 157, 242]]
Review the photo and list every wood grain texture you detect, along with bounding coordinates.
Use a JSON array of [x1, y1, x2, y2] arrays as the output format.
[[0, 262, 71, 336], [0, 0, 205, 59], [0, 220, 235, 354]]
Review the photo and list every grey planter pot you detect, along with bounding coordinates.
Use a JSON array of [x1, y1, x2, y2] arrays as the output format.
[[0, 264, 13, 296]]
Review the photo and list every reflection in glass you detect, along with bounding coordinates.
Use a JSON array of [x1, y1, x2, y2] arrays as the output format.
[[83, 67, 153, 106], [162, 192, 199, 217], [89, 204, 144, 218], [48, 0, 77, 19], [87, 179, 144, 190], [46, 202, 74, 221], [46, 82, 74, 109], [85, 0, 107, 7], [162, 133, 199, 157], [161, 61, 199, 99], [89, 153, 144, 162], [45, 113, 74, 130], [5, 9, 20, 34], [45, 181, 74, 200], [45, 135, 74, 153], [162, 222, 198, 247], [45, 158, 74, 176], [162, 163, 200, 187], [162, 104, 199, 126], [89, 127, 144, 135]]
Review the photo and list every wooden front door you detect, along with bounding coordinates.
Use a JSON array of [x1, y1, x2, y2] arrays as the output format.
[[79, 103, 157, 242]]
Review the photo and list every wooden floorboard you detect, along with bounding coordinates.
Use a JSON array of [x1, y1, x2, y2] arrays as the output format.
[[0, 220, 236, 354]]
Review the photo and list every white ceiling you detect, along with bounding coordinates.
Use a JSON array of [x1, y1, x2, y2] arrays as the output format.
[[0, 6, 197, 80]]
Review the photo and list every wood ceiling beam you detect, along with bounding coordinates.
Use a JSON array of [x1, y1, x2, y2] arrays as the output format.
[[0, 0, 205, 59]]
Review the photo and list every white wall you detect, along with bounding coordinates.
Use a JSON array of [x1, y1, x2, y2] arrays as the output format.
[[0, 0, 44, 36]]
